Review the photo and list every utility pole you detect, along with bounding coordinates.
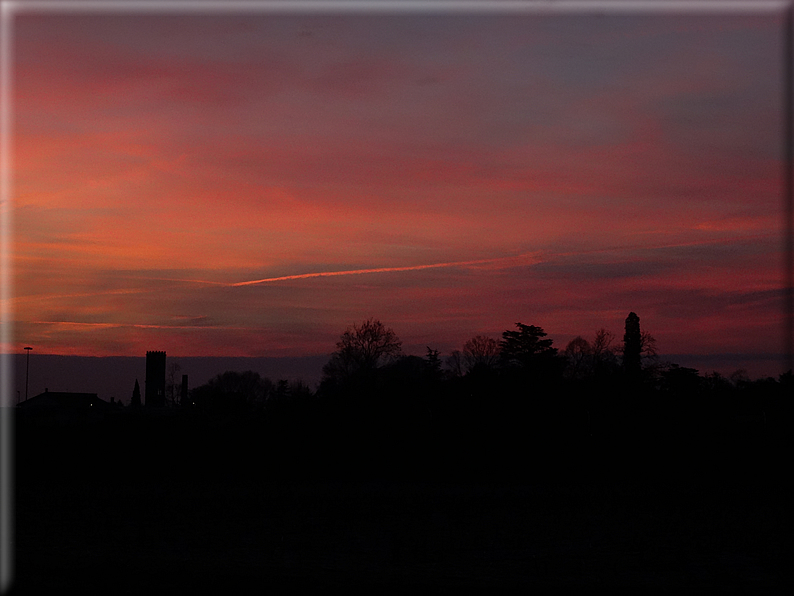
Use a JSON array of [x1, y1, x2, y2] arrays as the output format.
[[24, 346, 32, 401]]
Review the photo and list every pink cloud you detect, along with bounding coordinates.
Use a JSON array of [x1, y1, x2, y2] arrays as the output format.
[[9, 12, 784, 371]]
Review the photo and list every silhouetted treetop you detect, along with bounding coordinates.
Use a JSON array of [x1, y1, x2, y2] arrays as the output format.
[[425, 347, 443, 380], [322, 318, 402, 383], [660, 364, 701, 394], [462, 335, 500, 374], [499, 323, 558, 368], [190, 370, 269, 415], [341, 318, 401, 368], [589, 327, 620, 380], [623, 312, 642, 378], [592, 328, 616, 360], [563, 336, 592, 380], [445, 349, 464, 378], [131, 379, 141, 408], [640, 330, 658, 359]]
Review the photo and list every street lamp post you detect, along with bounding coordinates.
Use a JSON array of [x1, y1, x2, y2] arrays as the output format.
[[24, 347, 32, 401]]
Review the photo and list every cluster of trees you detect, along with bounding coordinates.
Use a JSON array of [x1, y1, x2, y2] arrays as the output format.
[[176, 313, 789, 418], [18, 315, 788, 484], [81, 313, 788, 482], [187, 371, 313, 416], [164, 314, 786, 480], [318, 314, 662, 394]]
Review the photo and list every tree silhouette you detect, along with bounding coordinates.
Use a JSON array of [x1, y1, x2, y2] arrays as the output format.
[[640, 330, 658, 359], [660, 364, 701, 395], [462, 335, 499, 374], [322, 318, 402, 383], [445, 349, 465, 377], [622, 313, 659, 386], [166, 361, 182, 407], [425, 347, 443, 381], [498, 323, 558, 369], [623, 312, 642, 379], [591, 327, 618, 378], [592, 328, 615, 359], [381, 355, 432, 389], [563, 336, 592, 380], [130, 379, 141, 408], [190, 370, 269, 416]]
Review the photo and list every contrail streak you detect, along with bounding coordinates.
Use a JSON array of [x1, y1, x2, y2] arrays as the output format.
[[231, 252, 543, 287]]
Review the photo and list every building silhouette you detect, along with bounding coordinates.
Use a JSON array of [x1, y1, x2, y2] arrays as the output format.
[[145, 351, 166, 407], [17, 389, 113, 421]]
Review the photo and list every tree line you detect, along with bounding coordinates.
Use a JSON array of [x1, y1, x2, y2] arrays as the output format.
[[157, 313, 786, 482], [24, 312, 789, 482], [174, 312, 790, 417]]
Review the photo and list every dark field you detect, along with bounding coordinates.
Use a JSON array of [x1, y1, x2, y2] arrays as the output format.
[[11, 406, 792, 594]]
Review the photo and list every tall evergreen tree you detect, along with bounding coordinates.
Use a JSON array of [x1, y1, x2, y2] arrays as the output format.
[[623, 312, 642, 379], [131, 379, 141, 408], [499, 323, 558, 369]]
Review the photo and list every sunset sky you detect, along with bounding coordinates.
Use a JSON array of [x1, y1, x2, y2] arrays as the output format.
[[6, 3, 790, 377]]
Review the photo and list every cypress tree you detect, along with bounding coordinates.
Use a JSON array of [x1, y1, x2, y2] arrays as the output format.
[[623, 312, 642, 380]]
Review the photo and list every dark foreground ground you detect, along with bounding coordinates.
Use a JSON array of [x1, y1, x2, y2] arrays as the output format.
[[10, 407, 793, 594]]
